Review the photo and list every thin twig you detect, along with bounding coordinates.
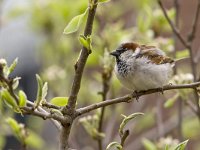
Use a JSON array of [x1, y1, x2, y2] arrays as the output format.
[[156, 98, 164, 137], [76, 82, 200, 116], [97, 70, 112, 150], [126, 109, 193, 150], [173, 0, 179, 74], [188, 0, 200, 42], [157, 0, 189, 48], [184, 100, 197, 115], [177, 97, 183, 140], [186, 0, 200, 119], [42, 102, 61, 110], [0, 71, 62, 130], [22, 106, 65, 123], [186, 0, 200, 81], [0, 75, 19, 104], [173, 0, 183, 140], [158, 0, 200, 121], [26, 100, 61, 130]]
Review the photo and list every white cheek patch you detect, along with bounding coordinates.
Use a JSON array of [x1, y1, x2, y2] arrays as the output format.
[[132, 47, 141, 57]]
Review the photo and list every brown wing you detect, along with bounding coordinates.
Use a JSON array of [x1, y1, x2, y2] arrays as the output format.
[[137, 47, 174, 65]]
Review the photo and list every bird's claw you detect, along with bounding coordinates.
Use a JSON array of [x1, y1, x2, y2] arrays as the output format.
[[133, 91, 140, 102], [158, 87, 164, 94]]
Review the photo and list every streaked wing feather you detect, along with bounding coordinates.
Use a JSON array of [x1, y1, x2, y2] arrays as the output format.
[[138, 47, 174, 65]]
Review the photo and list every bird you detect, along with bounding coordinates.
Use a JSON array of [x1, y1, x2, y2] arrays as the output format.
[[110, 42, 175, 91]]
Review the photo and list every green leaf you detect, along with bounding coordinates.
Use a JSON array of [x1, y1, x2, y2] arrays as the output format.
[[79, 114, 105, 140], [79, 35, 90, 49], [25, 130, 44, 149], [50, 97, 68, 106], [6, 117, 20, 133], [18, 90, 27, 107], [8, 58, 18, 75], [78, 35, 92, 53], [12, 77, 21, 90], [1, 89, 18, 109], [164, 93, 179, 108], [86, 35, 92, 52], [165, 145, 169, 150], [34, 74, 43, 109], [6, 118, 22, 141], [142, 138, 157, 150], [99, 0, 111, 4], [119, 112, 144, 136], [106, 142, 122, 150], [42, 82, 48, 101], [174, 140, 189, 150], [63, 8, 88, 34]]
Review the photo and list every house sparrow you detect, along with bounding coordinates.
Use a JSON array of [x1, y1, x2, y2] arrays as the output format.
[[110, 42, 174, 91]]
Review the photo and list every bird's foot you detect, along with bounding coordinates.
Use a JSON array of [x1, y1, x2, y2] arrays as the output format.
[[158, 87, 164, 94], [132, 91, 140, 102]]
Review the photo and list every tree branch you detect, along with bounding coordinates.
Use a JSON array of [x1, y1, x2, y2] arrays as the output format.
[[97, 68, 112, 150], [42, 102, 61, 110], [188, 0, 200, 43], [157, 0, 189, 48], [67, 0, 98, 111], [76, 82, 200, 116], [22, 106, 65, 124], [60, 1, 99, 149], [173, 0, 183, 140], [26, 100, 62, 130], [158, 0, 200, 121]]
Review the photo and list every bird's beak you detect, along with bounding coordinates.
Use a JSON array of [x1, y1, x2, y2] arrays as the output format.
[[110, 51, 120, 57]]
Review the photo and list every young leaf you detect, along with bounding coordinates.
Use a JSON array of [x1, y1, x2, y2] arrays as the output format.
[[99, 0, 111, 3], [106, 142, 122, 150], [164, 93, 179, 108], [34, 74, 43, 109], [63, 8, 88, 35], [1, 89, 18, 109], [6, 118, 22, 141], [165, 145, 169, 150], [25, 130, 44, 149], [12, 77, 21, 90], [174, 139, 189, 150], [0, 58, 7, 67], [8, 58, 18, 75], [86, 35, 92, 52], [50, 97, 68, 106], [78, 35, 90, 49], [142, 138, 157, 150], [6, 118, 27, 144], [119, 112, 144, 136], [18, 90, 27, 107], [42, 82, 48, 101], [6, 117, 20, 133]]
